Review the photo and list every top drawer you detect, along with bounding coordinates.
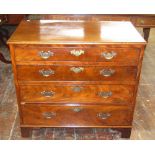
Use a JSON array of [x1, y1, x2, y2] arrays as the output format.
[[136, 17, 155, 27], [14, 45, 140, 64]]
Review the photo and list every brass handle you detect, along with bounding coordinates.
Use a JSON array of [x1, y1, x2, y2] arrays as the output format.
[[70, 67, 84, 73], [71, 86, 83, 92], [101, 51, 117, 60], [141, 19, 145, 24], [72, 107, 82, 112], [98, 91, 112, 98], [70, 49, 85, 57], [42, 112, 56, 119], [39, 51, 54, 59], [41, 91, 55, 97], [0, 16, 7, 24], [97, 112, 111, 120], [39, 69, 55, 77], [100, 69, 115, 77]]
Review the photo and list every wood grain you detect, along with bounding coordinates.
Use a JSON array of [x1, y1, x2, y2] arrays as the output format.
[[7, 20, 146, 138], [7, 20, 146, 44], [14, 45, 140, 64], [16, 65, 137, 82], [19, 84, 134, 104], [1, 27, 155, 140], [21, 104, 133, 127]]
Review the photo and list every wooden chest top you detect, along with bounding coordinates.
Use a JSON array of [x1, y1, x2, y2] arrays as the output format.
[[8, 20, 146, 45]]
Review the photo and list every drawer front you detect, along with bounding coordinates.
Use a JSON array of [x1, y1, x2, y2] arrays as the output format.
[[17, 65, 137, 82], [96, 16, 131, 21], [19, 84, 134, 104], [14, 46, 139, 64], [136, 17, 155, 27], [21, 104, 132, 126]]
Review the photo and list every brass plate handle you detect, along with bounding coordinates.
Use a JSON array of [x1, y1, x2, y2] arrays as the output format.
[[39, 69, 55, 77], [71, 86, 83, 92], [100, 69, 115, 77], [140, 19, 145, 24], [41, 91, 55, 97], [101, 51, 117, 60], [39, 51, 54, 59], [70, 67, 84, 73], [72, 107, 82, 112], [97, 112, 111, 120], [70, 49, 85, 57], [98, 91, 112, 98], [42, 112, 56, 119]]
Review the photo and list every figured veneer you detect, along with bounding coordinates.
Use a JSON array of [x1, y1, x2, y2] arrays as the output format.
[[21, 104, 133, 127], [14, 45, 140, 64], [16, 65, 137, 82], [19, 84, 134, 104], [7, 20, 146, 138]]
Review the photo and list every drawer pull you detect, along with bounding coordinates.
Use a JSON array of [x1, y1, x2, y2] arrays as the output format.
[[71, 86, 83, 92], [39, 51, 54, 59], [72, 107, 82, 112], [140, 19, 145, 24], [39, 69, 55, 77], [42, 112, 56, 119], [41, 91, 55, 97], [98, 91, 112, 98], [101, 51, 117, 60], [70, 67, 84, 73], [100, 69, 115, 77], [97, 112, 111, 120], [70, 49, 85, 57]]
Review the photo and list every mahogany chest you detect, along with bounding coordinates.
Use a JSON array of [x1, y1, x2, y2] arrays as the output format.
[[8, 20, 146, 138]]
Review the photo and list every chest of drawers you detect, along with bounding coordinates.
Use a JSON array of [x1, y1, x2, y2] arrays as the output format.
[[8, 20, 146, 138]]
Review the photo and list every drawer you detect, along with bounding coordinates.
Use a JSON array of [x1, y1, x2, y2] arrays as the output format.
[[21, 104, 133, 126], [136, 17, 155, 27], [19, 84, 134, 104], [17, 65, 137, 82], [96, 16, 131, 21], [14, 45, 139, 64]]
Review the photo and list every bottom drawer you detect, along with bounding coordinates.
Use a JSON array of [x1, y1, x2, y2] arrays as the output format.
[[21, 104, 133, 127]]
